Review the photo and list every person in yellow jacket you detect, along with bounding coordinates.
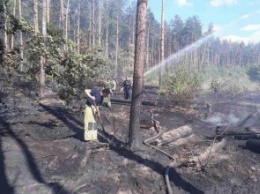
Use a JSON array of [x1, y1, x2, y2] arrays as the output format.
[[84, 88, 110, 141]]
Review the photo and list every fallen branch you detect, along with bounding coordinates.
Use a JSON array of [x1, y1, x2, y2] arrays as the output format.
[[191, 126, 230, 169]]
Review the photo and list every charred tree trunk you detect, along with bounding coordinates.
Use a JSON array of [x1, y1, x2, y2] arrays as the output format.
[[129, 0, 147, 150]]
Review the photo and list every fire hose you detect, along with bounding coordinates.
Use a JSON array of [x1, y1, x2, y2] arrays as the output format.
[[143, 119, 175, 194]]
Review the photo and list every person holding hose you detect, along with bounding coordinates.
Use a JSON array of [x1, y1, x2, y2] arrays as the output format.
[[84, 88, 110, 141]]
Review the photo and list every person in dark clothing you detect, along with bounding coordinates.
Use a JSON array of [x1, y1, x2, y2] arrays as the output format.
[[84, 88, 110, 141], [121, 77, 132, 100]]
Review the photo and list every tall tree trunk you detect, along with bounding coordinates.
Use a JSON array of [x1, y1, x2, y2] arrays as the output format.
[[146, 20, 149, 70], [97, 0, 103, 46], [132, 10, 135, 45], [92, 0, 95, 47], [88, 0, 92, 48], [65, 0, 70, 42], [39, 0, 47, 98], [18, 0, 23, 71], [105, 20, 109, 57], [10, 0, 17, 50], [115, 12, 119, 77], [46, 0, 50, 23], [59, 0, 64, 28], [77, 3, 81, 53], [129, 0, 147, 150], [159, 0, 165, 85], [34, 0, 39, 34], [3, 2, 8, 51]]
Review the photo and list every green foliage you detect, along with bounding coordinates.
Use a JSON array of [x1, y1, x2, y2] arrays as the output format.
[[247, 64, 260, 82], [24, 24, 110, 104], [55, 50, 110, 104], [7, 15, 33, 34], [161, 66, 202, 106], [203, 66, 259, 98]]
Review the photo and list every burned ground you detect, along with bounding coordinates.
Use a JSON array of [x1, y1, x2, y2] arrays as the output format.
[[1, 88, 260, 194]]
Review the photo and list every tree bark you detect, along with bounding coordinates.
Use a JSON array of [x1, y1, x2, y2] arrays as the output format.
[[129, 0, 147, 150], [88, 0, 92, 48], [97, 0, 103, 46], [59, 0, 64, 28], [76, 3, 81, 53], [18, 0, 23, 71], [46, 0, 50, 23], [92, 0, 95, 47], [132, 9, 135, 45], [34, 0, 39, 34], [159, 0, 165, 85], [39, 0, 47, 98], [10, 0, 17, 50], [146, 20, 149, 70], [105, 18, 109, 57], [3, 2, 8, 51], [115, 12, 119, 77], [65, 0, 70, 42]]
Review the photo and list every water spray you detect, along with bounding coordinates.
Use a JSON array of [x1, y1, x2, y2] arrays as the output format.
[[144, 11, 259, 77]]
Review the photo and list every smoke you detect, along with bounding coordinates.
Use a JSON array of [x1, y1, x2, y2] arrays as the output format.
[[204, 112, 240, 127]]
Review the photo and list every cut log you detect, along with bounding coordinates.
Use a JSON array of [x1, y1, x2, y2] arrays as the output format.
[[156, 125, 193, 146], [168, 134, 199, 147], [110, 98, 157, 106]]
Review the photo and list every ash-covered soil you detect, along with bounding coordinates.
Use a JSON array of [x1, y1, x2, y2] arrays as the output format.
[[1, 89, 260, 194]]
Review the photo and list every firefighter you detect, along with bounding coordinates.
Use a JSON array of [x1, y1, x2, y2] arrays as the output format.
[[84, 88, 110, 141], [121, 77, 132, 100]]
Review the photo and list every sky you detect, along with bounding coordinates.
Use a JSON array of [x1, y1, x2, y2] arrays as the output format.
[[148, 0, 260, 44]]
